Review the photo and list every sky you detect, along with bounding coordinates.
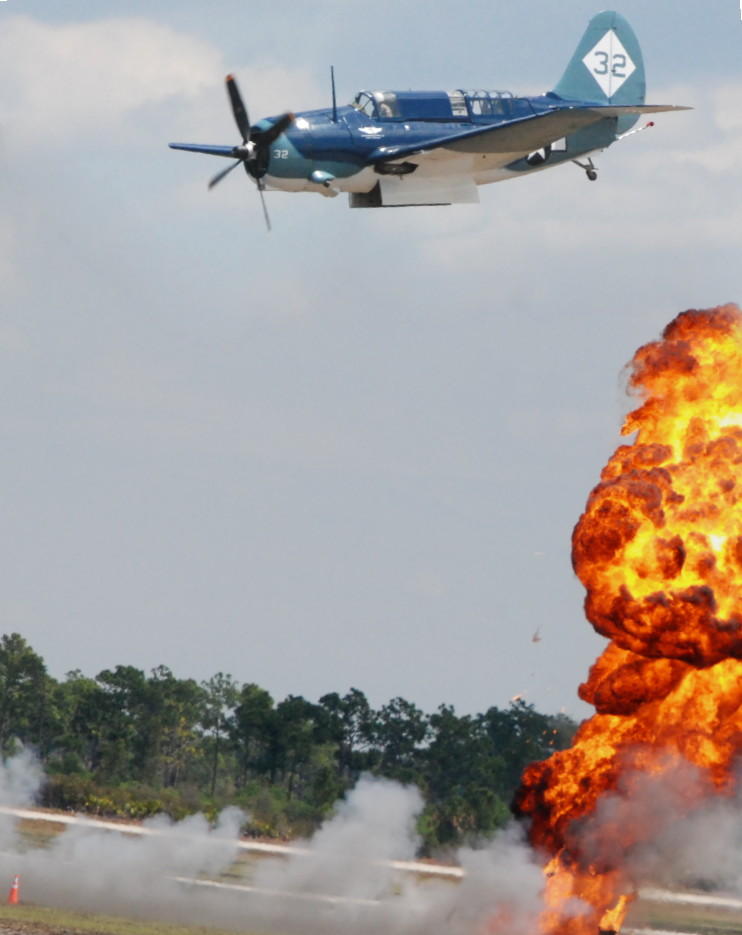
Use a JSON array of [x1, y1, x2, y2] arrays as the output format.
[[1, 0, 741, 720]]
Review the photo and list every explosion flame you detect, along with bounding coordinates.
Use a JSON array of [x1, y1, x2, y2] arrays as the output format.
[[515, 305, 742, 935]]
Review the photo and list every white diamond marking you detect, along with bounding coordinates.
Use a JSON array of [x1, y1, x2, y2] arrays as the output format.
[[582, 30, 636, 98]]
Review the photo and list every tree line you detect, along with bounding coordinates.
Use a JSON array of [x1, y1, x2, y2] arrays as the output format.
[[0, 632, 576, 850]]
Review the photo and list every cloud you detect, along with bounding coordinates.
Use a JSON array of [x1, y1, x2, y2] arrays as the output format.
[[0, 16, 323, 147], [712, 84, 742, 134], [663, 82, 742, 174], [0, 16, 223, 142], [400, 79, 742, 274], [0, 215, 19, 295]]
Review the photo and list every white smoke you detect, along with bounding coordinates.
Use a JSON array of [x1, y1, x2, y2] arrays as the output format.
[[244, 777, 545, 935], [0, 756, 546, 934], [0, 748, 44, 856], [252, 776, 422, 902], [0, 748, 43, 805], [627, 765, 742, 894], [557, 754, 742, 903], [3, 751, 742, 934]]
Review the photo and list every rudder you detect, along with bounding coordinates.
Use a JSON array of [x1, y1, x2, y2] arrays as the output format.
[[554, 11, 646, 108]]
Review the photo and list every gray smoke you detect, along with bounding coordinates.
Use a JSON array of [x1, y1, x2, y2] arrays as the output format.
[[245, 777, 545, 935], [0, 756, 546, 934], [627, 764, 742, 894], [2, 752, 741, 934], [0, 749, 43, 805], [0, 767, 247, 926], [562, 755, 742, 900]]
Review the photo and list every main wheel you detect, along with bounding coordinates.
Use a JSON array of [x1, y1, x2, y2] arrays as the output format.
[[587, 169, 598, 181]]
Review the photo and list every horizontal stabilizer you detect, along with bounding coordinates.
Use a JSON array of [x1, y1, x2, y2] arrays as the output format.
[[590, 104, 692, 115], [169, 143, 238, 158]]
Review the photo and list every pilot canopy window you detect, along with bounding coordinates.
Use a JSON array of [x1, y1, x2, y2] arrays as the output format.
[[351, 91, 401, 119], [352, 92, 377, 117]]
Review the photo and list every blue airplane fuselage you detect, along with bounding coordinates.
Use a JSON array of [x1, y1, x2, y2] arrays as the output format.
[[260, 90, 619, 198]]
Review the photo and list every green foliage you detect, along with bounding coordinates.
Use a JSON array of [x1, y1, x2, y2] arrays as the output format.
[[371, 696, 429, 782], [201, 672, 239, 797], [0, 633, 53, 755], [4, 632, 577, 852]]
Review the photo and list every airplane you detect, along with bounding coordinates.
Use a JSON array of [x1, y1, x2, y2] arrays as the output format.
[[169, 10, 689, 227]]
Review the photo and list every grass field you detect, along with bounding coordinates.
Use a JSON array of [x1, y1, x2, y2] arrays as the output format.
[[1, 892, 740, 935], [0, 903, 255, 935], [626, 896, 742, 935], [1, 897, 742, 935]]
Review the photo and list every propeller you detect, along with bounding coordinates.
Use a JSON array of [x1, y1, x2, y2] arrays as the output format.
[[209, 74, 294, 231]]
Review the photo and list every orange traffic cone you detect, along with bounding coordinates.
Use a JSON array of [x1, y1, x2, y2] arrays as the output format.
[[7, 874, 19, 905]]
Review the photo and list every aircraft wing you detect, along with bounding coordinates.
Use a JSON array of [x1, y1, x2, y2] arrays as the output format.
[[169, 143, 237, 158], [368, 105, 689, 167]]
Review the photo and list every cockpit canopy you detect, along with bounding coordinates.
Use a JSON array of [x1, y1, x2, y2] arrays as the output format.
[[351, 89, 515, 121]]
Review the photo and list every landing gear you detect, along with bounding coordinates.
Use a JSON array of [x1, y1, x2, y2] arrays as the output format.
[[572, 157, 598, 181]]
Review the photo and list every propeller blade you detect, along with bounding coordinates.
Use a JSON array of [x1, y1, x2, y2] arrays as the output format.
[[208, 159, 242, 189], [253, 112, 295, 148], [242, 163, 272, 231], [257, 182, 272, 232], [226, 74, 251, 143]]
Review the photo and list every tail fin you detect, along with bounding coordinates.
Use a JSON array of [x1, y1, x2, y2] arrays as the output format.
[[554, 11, 646, 108]]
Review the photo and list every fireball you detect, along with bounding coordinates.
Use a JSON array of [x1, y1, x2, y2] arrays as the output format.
[[515, 305, 742, 935]]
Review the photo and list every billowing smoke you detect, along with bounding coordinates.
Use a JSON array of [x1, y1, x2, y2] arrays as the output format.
[[246, 777, 544, 935], [541, 751, 742, 927], [2, 756, 740, 932], [0, 761, 246, 926], [0, 749, 43, 805], [0, 755, 545, 934], [645, 778, 742, 893], [595, 759, 742, 895]]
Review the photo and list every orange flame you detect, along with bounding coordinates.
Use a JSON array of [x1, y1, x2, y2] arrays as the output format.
[[515, 305, 742, 935]]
